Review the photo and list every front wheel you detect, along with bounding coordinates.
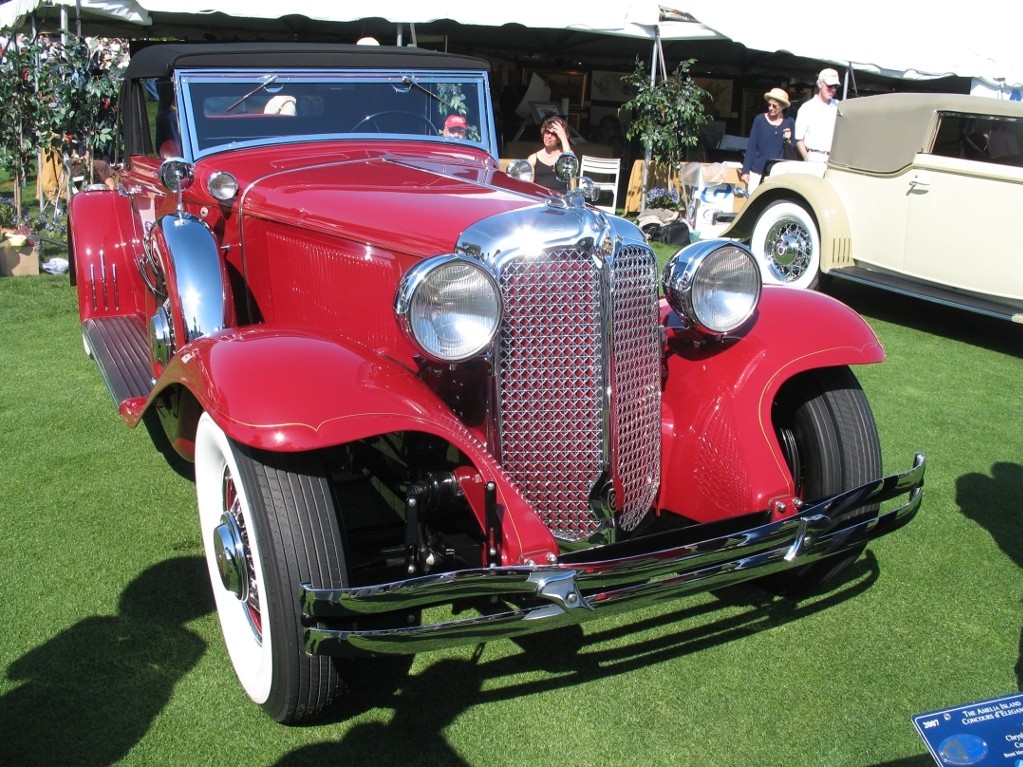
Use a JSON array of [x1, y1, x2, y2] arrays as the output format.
[[767, 366, 882, 595], [195, 413, 348, 723], [750, 200, 821, 289]]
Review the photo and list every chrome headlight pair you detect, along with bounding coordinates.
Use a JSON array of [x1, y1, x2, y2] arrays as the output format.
[[662, 240, 762, 335], [395, 256, 502, 362]]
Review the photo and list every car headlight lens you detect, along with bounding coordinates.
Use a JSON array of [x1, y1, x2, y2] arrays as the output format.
[[395, 255, 502, 362], [505, 159, 533, 182], [207, 171, 239, 201], [661, 240, 761, 335]]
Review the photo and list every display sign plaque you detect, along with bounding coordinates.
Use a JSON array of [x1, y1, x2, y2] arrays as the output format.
[[913, 692, 1023, 766]]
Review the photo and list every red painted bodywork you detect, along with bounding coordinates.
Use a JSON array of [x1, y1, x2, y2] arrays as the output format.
[[657, 287, 884, 524], [70, 137, 887, 565]]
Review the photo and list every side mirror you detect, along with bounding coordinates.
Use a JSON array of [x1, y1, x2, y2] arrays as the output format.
[[554, 153, 579, 186], [159, 158, 194, 193], [159, 158, 194, 216]]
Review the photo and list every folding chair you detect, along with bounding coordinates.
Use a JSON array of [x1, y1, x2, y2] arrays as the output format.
[[579, 155, 622, 214]]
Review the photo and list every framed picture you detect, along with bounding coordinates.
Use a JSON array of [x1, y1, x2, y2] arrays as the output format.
[[530, 102, 561, 122], [590, 70, 635, 104], [523, 69, 588, 117], [693, 77, 734, 120]]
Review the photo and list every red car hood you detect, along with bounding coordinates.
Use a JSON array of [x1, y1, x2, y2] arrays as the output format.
[[236, 150, 542, 257]]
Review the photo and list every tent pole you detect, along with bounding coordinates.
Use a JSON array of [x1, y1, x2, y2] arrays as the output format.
[[639, 27, 662, 216]]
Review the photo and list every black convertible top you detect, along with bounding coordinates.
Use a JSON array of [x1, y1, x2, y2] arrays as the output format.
[[125, 42, 491, 79]]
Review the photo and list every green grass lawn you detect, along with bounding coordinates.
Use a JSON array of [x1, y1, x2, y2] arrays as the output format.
[[1, 273, 1020, 767]]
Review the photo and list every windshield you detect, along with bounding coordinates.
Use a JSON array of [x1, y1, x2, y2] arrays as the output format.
[[174, 69, 495, 159]]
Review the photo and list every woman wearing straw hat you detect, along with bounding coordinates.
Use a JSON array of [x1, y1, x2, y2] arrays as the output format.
[[740, 87, 795, 193]]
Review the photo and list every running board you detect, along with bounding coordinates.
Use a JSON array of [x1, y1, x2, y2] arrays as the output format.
[[828, 266, 1023, 323], [82, 316, 153, 406]]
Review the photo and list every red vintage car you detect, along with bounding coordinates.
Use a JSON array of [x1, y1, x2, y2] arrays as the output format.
[[69, 42, 924, 724]]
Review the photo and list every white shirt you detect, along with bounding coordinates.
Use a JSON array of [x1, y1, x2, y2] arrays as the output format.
[[796, 96, 839, 159]]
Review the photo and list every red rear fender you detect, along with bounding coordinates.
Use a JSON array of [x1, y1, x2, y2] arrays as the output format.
[[68, 190, 144, 321]]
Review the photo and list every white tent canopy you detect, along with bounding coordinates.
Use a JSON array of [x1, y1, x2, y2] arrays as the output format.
[[675, 1, 1023, 93], [0, 1, 713, 38], [1, 1, 1020, 89]]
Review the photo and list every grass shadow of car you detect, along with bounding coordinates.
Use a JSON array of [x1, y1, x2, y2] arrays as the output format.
[[825, 280, 1022, 359], [313, 551, 881, 726]]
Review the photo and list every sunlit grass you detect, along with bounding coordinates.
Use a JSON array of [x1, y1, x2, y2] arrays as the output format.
[[0, 274, 1020, 767]]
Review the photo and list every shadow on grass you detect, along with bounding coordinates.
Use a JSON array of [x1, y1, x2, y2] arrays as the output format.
[[272, 554, 881, 764], [825, 280, 1022, 359], [0, 556, 212, 767], [955, 461, 1023, 690], [142, 407, 195, 480], [865, 755, 936, 767]]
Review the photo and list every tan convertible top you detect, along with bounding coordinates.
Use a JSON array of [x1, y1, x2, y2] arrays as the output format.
[[829, 92, 1023, 173]]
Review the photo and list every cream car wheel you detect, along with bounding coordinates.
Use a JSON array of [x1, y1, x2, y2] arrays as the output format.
[[195, 412, 347, 723], [751, 201, 821, 289]]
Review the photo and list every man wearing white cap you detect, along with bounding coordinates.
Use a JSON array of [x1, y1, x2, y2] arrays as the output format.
[[795, 68, 841, 161]]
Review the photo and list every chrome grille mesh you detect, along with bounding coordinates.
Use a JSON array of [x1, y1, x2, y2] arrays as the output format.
[[608, 246, 663, 531], [495, 243, 661, 540]]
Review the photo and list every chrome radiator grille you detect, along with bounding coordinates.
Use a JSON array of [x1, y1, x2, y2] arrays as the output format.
[[494, 243, 662, 541]]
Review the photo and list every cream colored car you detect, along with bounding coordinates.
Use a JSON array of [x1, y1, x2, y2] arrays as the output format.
[[725, 92, 1023, 322]]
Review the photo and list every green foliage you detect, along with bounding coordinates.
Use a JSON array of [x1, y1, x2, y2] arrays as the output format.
[[41, 35, 125, 157], [622, 57, 710, 169], [434, 82, 481, 141], [0, 31, 125, 222], [0, 34, 55, 220]]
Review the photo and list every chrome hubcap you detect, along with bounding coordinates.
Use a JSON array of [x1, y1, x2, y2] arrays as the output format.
[[767, 220, 811, 279], [213, 511, 248, 600]]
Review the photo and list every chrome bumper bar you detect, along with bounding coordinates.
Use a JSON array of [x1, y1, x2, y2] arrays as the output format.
[[301, 453, 925, 656]]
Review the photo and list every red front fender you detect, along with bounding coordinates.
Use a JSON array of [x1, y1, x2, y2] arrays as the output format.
[[658, 286, 884, 523], [157, 326, 485, 452], [154, 326, 558, 564]]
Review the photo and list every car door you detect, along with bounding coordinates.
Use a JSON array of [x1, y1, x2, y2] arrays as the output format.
[[903, 114, 1023, 302]]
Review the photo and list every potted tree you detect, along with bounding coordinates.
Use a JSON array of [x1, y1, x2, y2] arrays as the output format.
[[621, 57, 710, 219], [0, 34, 58, 227]]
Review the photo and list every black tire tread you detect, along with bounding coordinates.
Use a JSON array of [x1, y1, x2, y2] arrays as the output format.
[[768, 366, 881, 595], [235, 444, 346, 723]]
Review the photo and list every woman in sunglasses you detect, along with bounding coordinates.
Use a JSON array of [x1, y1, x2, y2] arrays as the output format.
[[526, 114, 574, 191]]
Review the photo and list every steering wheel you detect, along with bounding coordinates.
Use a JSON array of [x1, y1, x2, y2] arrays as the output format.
[[350, 111, 439, 135]]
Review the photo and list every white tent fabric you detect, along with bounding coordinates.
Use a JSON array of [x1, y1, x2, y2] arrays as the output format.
[[1, 0, 1020, 89], [0, 1, 669, 36], [0, 0, 150, 27], [674, 1, 1023, 91]]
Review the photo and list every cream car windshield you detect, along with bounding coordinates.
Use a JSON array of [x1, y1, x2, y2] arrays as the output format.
[[177, 70, 491, 157]]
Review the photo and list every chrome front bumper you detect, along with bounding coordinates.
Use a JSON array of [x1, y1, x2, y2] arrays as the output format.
[[301, 454, 925, 657]]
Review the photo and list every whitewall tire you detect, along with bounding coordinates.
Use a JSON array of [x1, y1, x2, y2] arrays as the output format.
[[194, 412, 347, 723], [750, 200, 821, 289]]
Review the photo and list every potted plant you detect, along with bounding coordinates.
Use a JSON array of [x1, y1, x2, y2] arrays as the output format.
[[621, 57, 710, 214]]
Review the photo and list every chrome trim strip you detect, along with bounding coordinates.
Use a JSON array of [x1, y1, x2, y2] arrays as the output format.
[[302, 454, 925, 656]]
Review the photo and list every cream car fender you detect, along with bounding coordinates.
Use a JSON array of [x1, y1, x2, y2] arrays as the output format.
[[724, 172, 853, 272]]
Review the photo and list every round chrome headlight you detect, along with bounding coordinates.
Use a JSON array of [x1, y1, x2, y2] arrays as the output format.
[[395, 255, 502, 362], [661, 240, 762, 335], [207, 171, 239, 201], [505, 159, 533, 182]]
